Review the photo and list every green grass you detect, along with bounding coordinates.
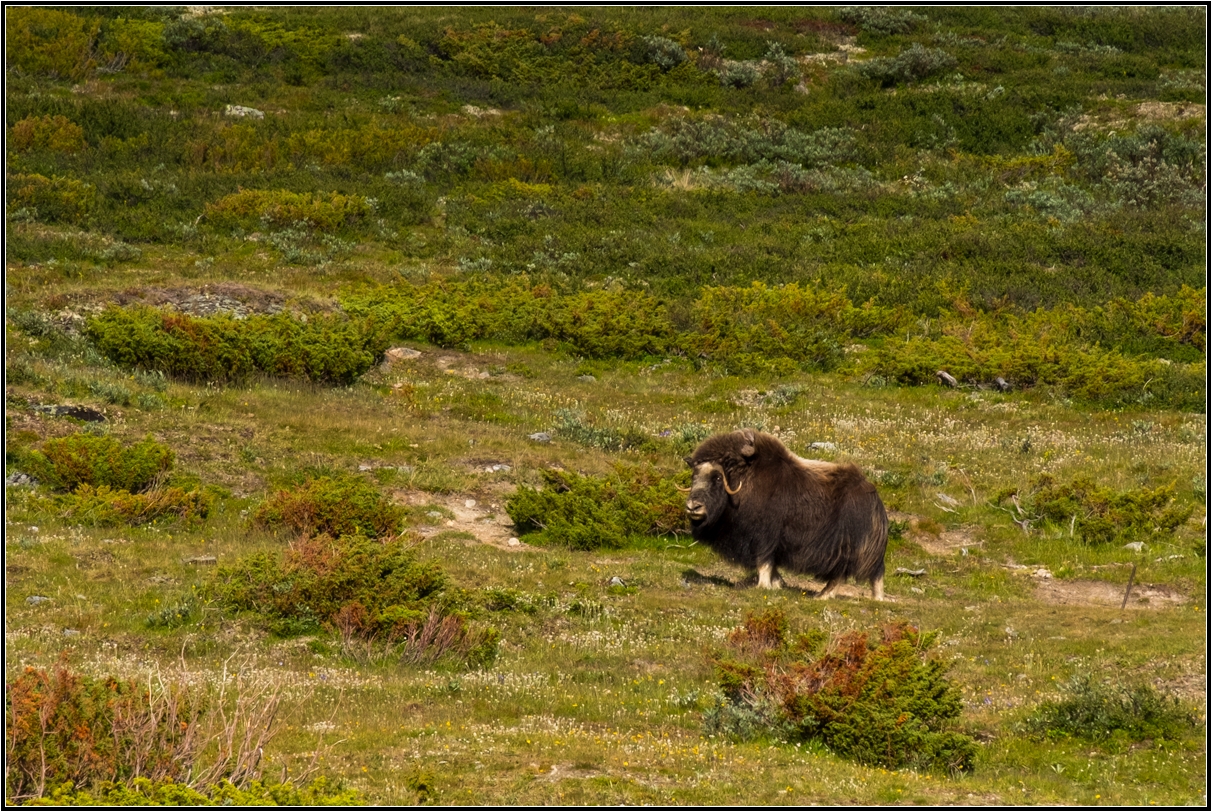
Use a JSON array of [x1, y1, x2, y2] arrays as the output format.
[[5, 4, 1206, 807]]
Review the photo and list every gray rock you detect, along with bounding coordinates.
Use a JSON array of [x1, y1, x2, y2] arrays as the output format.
[[183, 555, 217, 565], [26, 596, 52, 606], [225, 104, 264, 119], [528, 432, 552, 443], [576, 374, 597, 382], [6, 472, 35, 487], [34, 404, 106, 422], [63, 628, 81, 638], [808, 441, 836, 452], [608, 576, 626, 587]]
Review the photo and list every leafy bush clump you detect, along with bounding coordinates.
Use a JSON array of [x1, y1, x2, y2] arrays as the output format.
[[705, 610, 977, 774], [86, 307, 379, 385], [506, 465, 686, 550], [866, 292, 1207, 410], [1021, 475, 1193, 545], [856, 44, 957, 87], [212, 534, 497, 665], [253, 475, 405, 539], [24, 433, 174, 493], [59, 484, 213, 527], [204, 189, 372, 232], [9, 114, 87, 153], [691, 282, 901, 375], [1023, 675, 1199, 746], [7, 173, 97, 223]]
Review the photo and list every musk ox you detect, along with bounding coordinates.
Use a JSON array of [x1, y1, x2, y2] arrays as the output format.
[[683, 429, 888, 600]]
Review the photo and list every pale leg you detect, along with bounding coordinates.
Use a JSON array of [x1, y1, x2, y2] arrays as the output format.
[[871, 575, 885, 602], [757, 562, 782, 589]]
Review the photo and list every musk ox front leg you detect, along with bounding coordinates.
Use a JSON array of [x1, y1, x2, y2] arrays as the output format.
[[756, 561, 783, 589], [871, 574, 885, 602]]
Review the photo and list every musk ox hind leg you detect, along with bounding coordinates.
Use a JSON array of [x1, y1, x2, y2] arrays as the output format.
[[871, 574, 885, 602], [816, 575, 843, 599], [757, 561, 783, 589]]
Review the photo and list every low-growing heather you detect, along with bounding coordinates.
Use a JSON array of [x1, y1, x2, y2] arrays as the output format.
[[203, 189, 372, 232], [506, 465, 686, 550], [1018, 475, 1194, 546], [25, 777, 364, 807], [57, 484, 212, 527], [1022, 675, 1199, 746], [706, 610, 977, 774], [23, 433, 174, 493], [211, 534, 497, 665], [86, 307, 380, 385], [253, 475, 404, 539]]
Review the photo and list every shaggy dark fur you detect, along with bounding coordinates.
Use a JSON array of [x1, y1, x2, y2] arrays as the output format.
[[684, 429, 888, 599]]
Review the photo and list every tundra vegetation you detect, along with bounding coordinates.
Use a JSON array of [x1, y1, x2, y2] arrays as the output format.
[[4, 5, 1206, 806]]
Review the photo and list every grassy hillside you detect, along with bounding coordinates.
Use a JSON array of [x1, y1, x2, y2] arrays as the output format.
[[4, 6, 1206, 806]]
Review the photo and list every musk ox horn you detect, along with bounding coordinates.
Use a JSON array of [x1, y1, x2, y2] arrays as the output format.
[[722, 470, 743, 495], [675, 485, 692, 492]]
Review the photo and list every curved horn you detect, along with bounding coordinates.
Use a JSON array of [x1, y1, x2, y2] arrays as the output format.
[[721, 470, 743, 496], [674, 485, 692, 492]]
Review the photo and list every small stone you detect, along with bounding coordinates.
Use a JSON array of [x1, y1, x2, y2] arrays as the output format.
[[464, 499, 477, 508], [608, 576, 626, 587], [426, 511, 445, 520], [384, 347, 422, 364], [1032, 568, 1053, 579], [5, 472, 35, 487], [507, 538, 521, 547], [577, 374, 596, 382], [224, 104, 264, 119], [910, 587, 925, 594], [358, 463, 374, 472], [62, 628, 81, 638], [808, 441, 836, 452], [528, 432, 552, 443], [26, 595, 52, 606], [935, 493, 959, 507], [183, 555, 217, 565], [1122, 541, 1146, 552]]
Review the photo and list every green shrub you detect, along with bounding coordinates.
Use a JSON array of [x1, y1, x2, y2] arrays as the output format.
[[58, 484, 212, 527], [689, 282, 900, 374], [28, 777, 364, 807], [856, 44, 957, 86], [1023, 675, 1199, 745], [506, 465, 685, 550], [211, 534, 496, 664], [7, 174, 97, 223], [204, 189, 372, 232], [9, 114, 87, 153], [1021, 475, 1193, 545], [706, 610, 977, 774], [85, 307, 379, 385], [253, 475, 405, 539], [4, 7, 101, 79], [24, 433, 174, 493]]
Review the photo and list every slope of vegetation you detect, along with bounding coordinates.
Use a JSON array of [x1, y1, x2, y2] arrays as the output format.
[[5, 6, 1206, 806]]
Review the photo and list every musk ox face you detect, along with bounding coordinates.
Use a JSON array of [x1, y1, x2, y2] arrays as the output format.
[[684, 459, 742, 529]]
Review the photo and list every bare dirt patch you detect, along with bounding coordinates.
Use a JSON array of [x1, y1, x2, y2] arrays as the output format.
[[396, 490, 523, 550], [1035, 579, 1188, 609]]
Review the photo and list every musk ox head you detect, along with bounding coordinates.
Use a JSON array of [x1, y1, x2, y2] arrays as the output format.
[[683, 429, 756, 528]]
